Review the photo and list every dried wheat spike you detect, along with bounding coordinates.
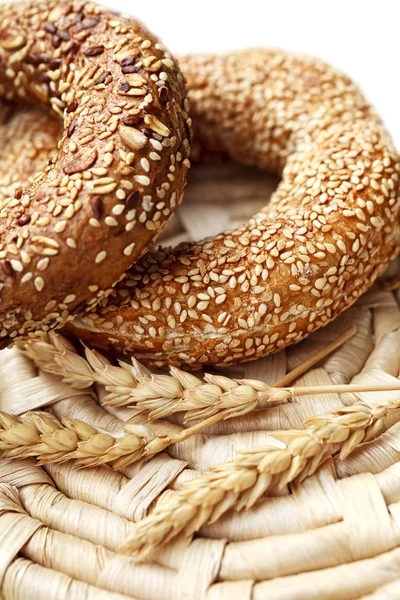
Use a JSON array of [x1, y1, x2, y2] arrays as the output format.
[[22, 331, 400, 422], [118, 402, 391, 561], [0, 411, 172, 470], [23, 332, 276, 417]]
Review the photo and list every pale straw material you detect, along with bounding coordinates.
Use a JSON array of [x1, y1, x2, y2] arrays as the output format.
[[0, 163, 399, 598]]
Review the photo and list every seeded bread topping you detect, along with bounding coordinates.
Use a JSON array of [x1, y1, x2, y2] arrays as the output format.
[[0, 0, 190, 346]]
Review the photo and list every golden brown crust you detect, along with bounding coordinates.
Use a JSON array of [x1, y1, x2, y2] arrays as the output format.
[[66, 50, 400, 368], [0, 0, 190, 346]]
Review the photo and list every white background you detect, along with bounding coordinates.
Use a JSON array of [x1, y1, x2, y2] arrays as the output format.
[[107, 0, 400, 149]]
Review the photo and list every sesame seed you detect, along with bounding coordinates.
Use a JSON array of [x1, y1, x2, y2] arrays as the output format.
[[66, 238, 77, 249], [197, 301, 209, 311], [95, 251, 107, 264], [135, 175, 150, 186], [112, 204, 125, 215], [10, 260, 23, 273], [37, 258, 50, 271], [54, 220, 67, 233], [124, 243, 135, 256], [150, 139, 163, 151], [315, 278, 327, 290], [105, 217, 118, 227], [141, 158, 150, 172], [34, 277, 45, 292], [116, 189, 126, 201]]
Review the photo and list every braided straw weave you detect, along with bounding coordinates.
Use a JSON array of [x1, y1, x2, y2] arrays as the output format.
[[0, 162, 400, 599]]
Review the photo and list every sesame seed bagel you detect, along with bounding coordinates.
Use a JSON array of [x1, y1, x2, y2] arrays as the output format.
[[65, 50, 400, 368], [1, 49, 399, 368], [0, 0, 190, 346]]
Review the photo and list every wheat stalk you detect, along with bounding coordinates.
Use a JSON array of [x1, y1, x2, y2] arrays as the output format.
[[118, 397, 395, 560], [24, 327, 400, 422], [0, 411, 180, 470]]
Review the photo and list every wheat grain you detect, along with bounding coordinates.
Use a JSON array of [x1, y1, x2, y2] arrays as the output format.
[[118, 400, 393, 560]]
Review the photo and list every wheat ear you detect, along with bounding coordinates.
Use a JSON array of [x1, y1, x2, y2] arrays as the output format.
[[0, 411, 186, 469], [25, 326, 400, 422], [0, 408, 266, 469], [118, 398, 395, 560], [24, 329, 400, 421]]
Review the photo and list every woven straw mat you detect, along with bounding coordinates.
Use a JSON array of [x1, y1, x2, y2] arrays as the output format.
[[0, 162, 400, 600]]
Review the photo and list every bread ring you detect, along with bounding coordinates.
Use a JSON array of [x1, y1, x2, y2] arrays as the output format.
[[64, 50, 399, 368], [1, 49, 399, 368], [0, 0, 190, 347]]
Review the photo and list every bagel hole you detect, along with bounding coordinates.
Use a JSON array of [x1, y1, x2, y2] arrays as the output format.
[[158, 161, 279, 247]]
